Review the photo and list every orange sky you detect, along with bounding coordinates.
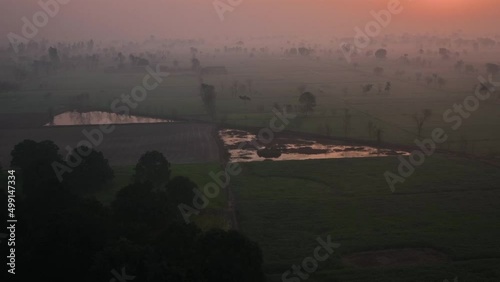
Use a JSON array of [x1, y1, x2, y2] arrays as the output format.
[[1, 0, 499, 43]]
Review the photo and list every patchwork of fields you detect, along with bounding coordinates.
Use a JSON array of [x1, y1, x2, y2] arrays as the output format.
[[232, 157, 500, 281], [2, 51, 500, 282], [2, 55, 499, 157], [0, 120, 220, 166]]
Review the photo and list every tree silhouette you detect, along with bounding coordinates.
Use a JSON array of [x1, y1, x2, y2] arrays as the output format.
[[375, 48, 387, 59], [64, 146, 114, 194], [195, 229, 266, 282], [191, 57, 201, 72], [19, 179, 109, 282], [385, 81, 392, 93], [48, 46, 60, 69], [112, 181, 175, 239], [10, 139, 63, 192], [133, 151, 171, 188], [8, 140, 268, 282], [299, 92, 316, 115], [117, 52, 125, 69], [166, 176, 198, 207], [362, 84, 374, 94], [413, 109, 432, 137], [298, 47, 312, 56], [201, 83, 217, 119]]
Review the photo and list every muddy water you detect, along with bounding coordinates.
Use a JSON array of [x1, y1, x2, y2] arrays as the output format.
[[220, 129, 409, 162], [46, 111, 175, 126]]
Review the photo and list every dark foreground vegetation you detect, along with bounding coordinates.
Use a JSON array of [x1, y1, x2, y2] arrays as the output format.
[[0, 139, 266, 282]]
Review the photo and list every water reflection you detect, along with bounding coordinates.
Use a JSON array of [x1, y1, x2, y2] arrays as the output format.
[[46, 111, 175, 126], [220, 129, 409, 162]]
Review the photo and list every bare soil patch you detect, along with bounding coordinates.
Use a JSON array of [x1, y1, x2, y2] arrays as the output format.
[[0, 122, 220, 166]]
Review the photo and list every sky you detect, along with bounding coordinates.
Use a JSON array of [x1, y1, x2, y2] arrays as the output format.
[[1, 0, 499, 44]]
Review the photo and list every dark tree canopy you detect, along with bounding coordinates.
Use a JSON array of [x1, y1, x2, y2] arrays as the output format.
[[112, 181, 175, 238], [48, 46, 60, 67], [413, 109, 433, 137], [191, 57, 201, 71], [298, 47, 312, 56], [195, 229, 266, 282], [133, 150, 171, 188], [375, 48, 387, 59], [64, 146, 114, 194], [10, 139, 63, 191], [166, 176, 198, 207], [299, 91, 317, 114], [439, 47, 451, 59], [10, 139, 60, 170], [201, 83, 217, 119], [8, 140, 267, 282], [19, 179, 110, 282]]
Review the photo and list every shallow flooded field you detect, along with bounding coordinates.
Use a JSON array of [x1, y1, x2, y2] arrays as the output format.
[[220, 129, 409, 162], [46, 111, 175, 126]]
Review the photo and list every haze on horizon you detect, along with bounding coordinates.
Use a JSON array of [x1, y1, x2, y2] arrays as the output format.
[[1, 0, 500, 44]]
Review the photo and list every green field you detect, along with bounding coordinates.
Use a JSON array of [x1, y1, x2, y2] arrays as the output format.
[[2, 46, 500, 281], [230, 156, 500, 281], [2, 54, 500, 157], [93, 162, 229, 230], [88, 154, 500, 281]]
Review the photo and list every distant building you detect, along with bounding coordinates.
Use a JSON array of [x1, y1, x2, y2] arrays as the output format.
[[201, 66, 228, 75]]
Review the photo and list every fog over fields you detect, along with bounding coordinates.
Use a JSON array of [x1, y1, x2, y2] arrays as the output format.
[[1, 0, 500, 281]]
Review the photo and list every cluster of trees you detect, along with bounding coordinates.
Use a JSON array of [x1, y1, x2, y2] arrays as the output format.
[[374, 48, 387, 59], [299, 91, 316, 115], [267, 87, 317, 117], [10, 140, 113, 195], [1, 140, 266, 282], [228, 79, 253, 97], [358, 82, 390, 96], [284, 47, 314, 56], [200, 83, 217, 119], [129, 54, 150, 67], [412, 109, 433, 137], [422, 73, 447, 88], [8, 39, 94, 56], [453, 60, 476, 73]]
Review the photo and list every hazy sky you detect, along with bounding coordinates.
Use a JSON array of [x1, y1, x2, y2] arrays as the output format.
[[1, 0, 499, 44]]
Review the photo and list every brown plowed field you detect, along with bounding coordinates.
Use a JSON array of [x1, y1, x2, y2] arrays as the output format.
[[0, 120, 220, 166]]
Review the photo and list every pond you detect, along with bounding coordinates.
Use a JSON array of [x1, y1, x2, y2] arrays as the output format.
[[220, 129, 409, 162], [46, 111, 176, 126]]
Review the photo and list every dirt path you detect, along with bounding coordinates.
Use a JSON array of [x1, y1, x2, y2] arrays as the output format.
[[226, 186, 239, 230], [212, 126, 239, 230]]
